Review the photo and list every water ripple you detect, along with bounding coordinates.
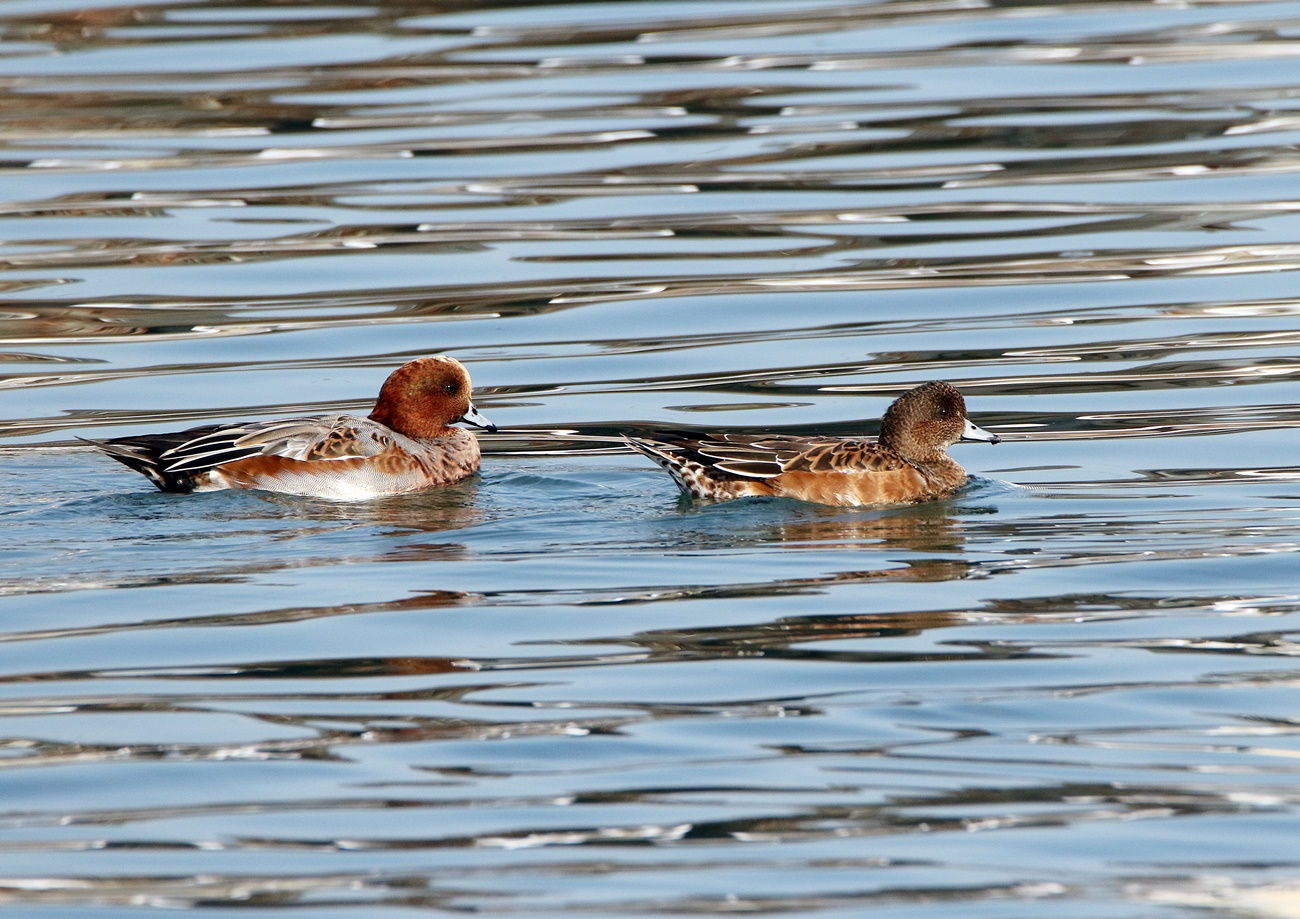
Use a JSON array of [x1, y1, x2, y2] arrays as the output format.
[[5, 0, 1300, 915]]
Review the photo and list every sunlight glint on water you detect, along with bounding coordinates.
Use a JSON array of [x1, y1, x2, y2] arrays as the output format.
[[2, 0, 1300, 915]]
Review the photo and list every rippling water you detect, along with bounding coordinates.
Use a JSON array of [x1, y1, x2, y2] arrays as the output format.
[[4, 0, 1300, 915]]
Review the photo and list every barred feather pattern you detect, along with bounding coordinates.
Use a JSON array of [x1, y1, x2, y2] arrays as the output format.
[[85, 415, 481, 498], [625, 434, 933, 505], [624, 381, 999, 507]]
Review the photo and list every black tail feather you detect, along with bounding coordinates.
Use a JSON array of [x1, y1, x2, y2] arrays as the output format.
[[80, 426, 225, 493]]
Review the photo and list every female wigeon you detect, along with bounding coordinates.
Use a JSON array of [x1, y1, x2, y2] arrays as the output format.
[[85, 356, 495, 499], [625, 381, 999, 507]]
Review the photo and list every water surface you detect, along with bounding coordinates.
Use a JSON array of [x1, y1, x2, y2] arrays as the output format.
[[3, 0, 1300, 915]]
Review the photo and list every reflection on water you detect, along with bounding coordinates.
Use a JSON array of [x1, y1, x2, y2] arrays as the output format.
[[4, 0, 1300, 916]]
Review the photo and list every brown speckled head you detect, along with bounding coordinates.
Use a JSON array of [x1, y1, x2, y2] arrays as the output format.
[[368, 356, 494, 440], [878, 381, 989, 461]]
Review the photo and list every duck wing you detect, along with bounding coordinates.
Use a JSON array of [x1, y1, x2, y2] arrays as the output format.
[[160, 415, 391, 473], [690, 434, 907, 480]]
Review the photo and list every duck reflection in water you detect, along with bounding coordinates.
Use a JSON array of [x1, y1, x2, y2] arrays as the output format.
[[626, 381, 1000, 507]]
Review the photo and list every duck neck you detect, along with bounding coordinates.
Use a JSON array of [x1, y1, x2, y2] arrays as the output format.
[[910, 449, 958, 471], [370, 395, 444, 440], [880, 430, 943, 466]]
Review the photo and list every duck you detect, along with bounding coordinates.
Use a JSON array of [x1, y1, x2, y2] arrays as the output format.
[[83, 356, 496, 499], [625, 380, 999, 507]]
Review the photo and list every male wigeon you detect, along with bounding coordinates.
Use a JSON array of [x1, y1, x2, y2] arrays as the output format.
[[84, 356, 495, 499], [625, 380, 999, 507]]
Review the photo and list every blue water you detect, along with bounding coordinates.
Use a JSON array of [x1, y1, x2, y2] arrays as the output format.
[[3, 0, 1300, 915]]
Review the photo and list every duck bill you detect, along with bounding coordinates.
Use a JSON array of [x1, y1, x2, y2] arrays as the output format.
[[460, 403, 497, 433], [960, 418, 1000, 444]]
